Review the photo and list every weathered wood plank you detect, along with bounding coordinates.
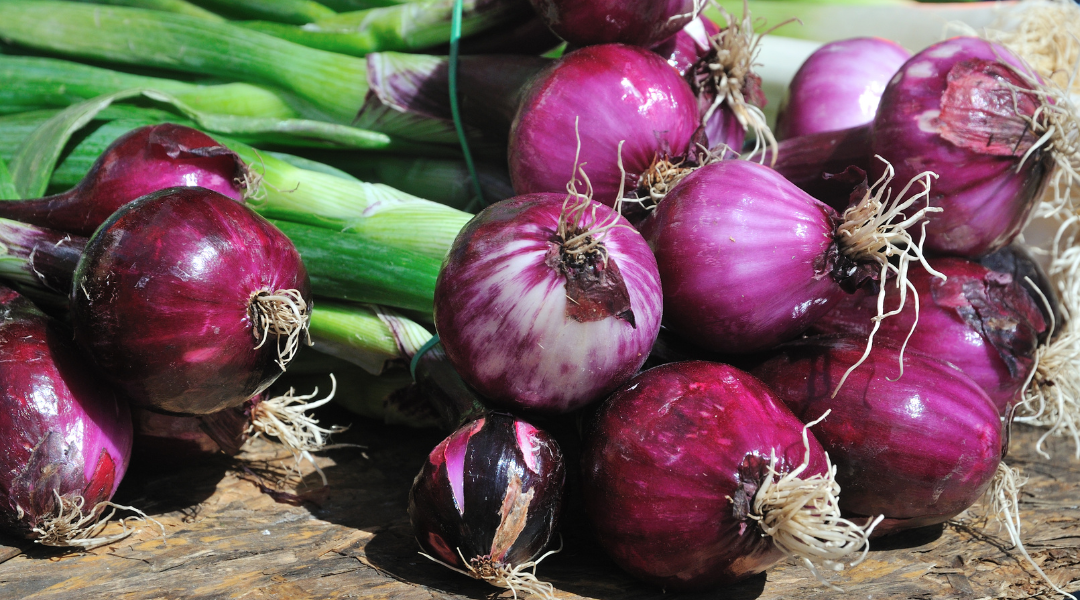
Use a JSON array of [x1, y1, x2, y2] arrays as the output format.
[[0, 411, 1076, 600]]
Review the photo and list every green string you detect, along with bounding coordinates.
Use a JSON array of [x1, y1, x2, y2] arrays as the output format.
[[450, 0, 485, 211], [410, 334, 442, 381]]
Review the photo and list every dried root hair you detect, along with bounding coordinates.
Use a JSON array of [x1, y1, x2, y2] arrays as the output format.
[[982, 462, 1076, 598], [666, 0, 706, 25], [420, 540, 563, 600], [249, 375, 360, 487], [1019, 230, 1080, 459], [23, 491, 165, 551], [702, 0, 784, 165], [749, 411, 881, 590], [557, 118, 634, 263], [251, 288, 312, 371], [830, 157, 945, 396]]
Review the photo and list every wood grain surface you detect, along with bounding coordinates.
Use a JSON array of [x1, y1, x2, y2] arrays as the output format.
[[0, 406, 1077, 600]]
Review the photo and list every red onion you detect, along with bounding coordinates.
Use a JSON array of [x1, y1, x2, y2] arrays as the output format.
[[526, 0, 699, 47], [811, 257, 1048, 414], [71, 186, 312, 415], [0, 285, 133, 548], [582, 361, 876, 590], [978, 242, 1062, 339], [651, 15, 719, 76], [638, 158, 940, 355], [753, 337, 1004, 537], [131, 407, 229, 467], [509, 44, 701, 208], [871, 36, 1062, 256], [775, 38, 911, 140], [434, 191, 662, 413], [410, 413, 564, 599], [769, 125, 873, 212], [0, 124, 247, 236]]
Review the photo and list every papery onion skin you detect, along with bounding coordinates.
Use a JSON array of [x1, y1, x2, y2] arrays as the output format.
[[434, 193, 662, 413], [978, 242, 1062, 341], [776, 38, 911, 140], [72, 187, 312, 415], [753, 337, 1002, 535], [527, 0, 697, 48], [581, 360, 829, 590], [639, 160, 842, 354], [0, 124, 245, 236], [871, 37, 1052, 257], [652, 15, 720, 77], [509, 44, 700, 207], [409, 414, 564, 575], [0, 286, 132, 539], [811, 257, 1047, 414]]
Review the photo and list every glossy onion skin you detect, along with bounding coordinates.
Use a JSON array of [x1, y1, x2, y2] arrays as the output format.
[[71, 187, 311, 415], [0, 286, 132, 538], [0, 124, 245, 236], [509, 45, 700, 207], [581, 361, 829, 590], [527, 0, 696, 47], [811, 257, 1047, 413], [639, 160, 842, 354], [651, 16, 720, 77], [434, 193, 662, 413], [776, 37, 911, 140], [753, 338, 1003, 535], [410, 414, 564, 573], [871, 37, 1051, 257]]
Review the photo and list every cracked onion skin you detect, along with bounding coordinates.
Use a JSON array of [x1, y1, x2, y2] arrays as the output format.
[[753, 337, 1002, 536], [433, 193, 662, 414], [811, 257, 1047, 414], [409, 414, 564, 577], [871, 37, 1051, 257], [581, 361, 829, 590], [0, 285, 132, 539], [71, 186, 311, 415], [0, 123, 245, 237]]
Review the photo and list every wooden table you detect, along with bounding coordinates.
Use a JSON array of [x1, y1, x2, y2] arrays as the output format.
[[1, 407, 1077, 599]]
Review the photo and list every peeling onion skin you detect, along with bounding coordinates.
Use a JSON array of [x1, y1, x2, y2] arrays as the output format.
[[776, 38, 911, 140], [409, 414, 564, 577], [0, 124, 245, 237], [434, 193, 662, 414], [977, 242, 1062, 342], [71, 187, 312, 415], [581, 361, 829, 590], [638, 160, 842, 354], [811, 257, 1047, 414], [509, 44, 700, 207], [0, 286, 132, 539], [753, 337, 1003, 536], [527, 0, 697, 48], [871, 37, 1052, 257]]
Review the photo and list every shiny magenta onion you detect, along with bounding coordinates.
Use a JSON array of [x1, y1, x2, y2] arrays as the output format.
[[753, 337, 1003, 536], [582, 361, 876, 590], [72, 186, 311, 415], [526, 0, 699, 47], [434, 192, 661, 413]]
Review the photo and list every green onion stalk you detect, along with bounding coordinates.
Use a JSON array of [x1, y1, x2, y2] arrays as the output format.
[[68, 0, 225, 20], [186, 0, 337, 24], [0, 1, 367, 123], [238, 0, 532, 57]]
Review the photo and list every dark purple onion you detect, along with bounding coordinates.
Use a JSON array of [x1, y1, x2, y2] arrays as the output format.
[[131, 408, 226, 466], [776, 37, 911, 140], [0, 285, 132, 542], [410, 414, 564, 594], [811, 257, 1047, 414], [0, 124, 246, 236], [526, 0, 697, 47], [769, 125, 873, 212], [978, 242, 1062, 339], [509, 44, 700, 207], [871, 37, 1053, 257], [651, 15, 719, 76], [71, 187, 312, 415], [582, 361, 871, 590], [434, 192, 662, 413], [753, 337, 1004, 536]]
